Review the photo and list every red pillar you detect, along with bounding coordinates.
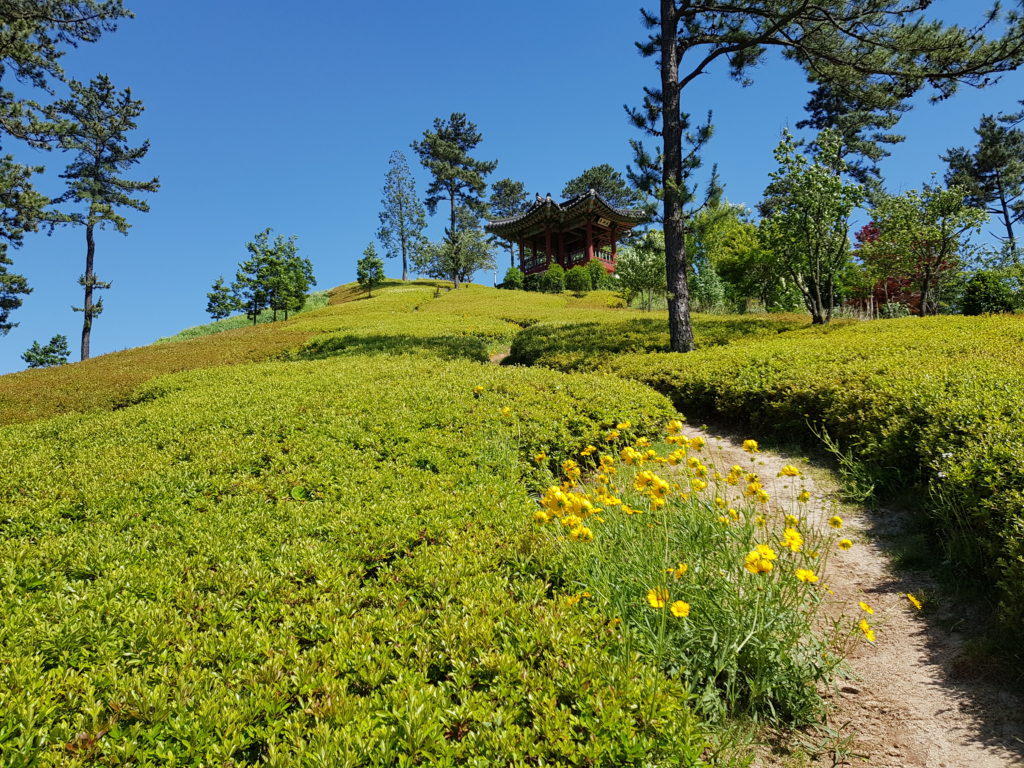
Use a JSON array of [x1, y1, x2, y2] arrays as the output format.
[[610, 224, 618, 263], [585, 220, 595, 263], [558, 231, 566, 266], [545, 227, 552, 267], [518, 241, 525, 271]]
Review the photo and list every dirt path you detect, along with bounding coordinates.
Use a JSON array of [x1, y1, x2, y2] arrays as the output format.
[[692, 427, 1024, 768]]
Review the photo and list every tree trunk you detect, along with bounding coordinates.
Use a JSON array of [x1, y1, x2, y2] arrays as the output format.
[[80, 222, 95, 361], [660, 2, 694, 352], [995, 172, 1018, 256]]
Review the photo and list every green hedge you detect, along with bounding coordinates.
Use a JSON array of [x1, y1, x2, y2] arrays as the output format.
[[603, 315, 1024, 644], [0, 355, 724, 766]]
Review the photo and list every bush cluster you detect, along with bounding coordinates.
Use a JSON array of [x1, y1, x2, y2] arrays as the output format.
[[0, 355, 721, 765]]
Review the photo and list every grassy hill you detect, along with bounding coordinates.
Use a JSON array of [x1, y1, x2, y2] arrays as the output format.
[[5, 280, 1021, 764]]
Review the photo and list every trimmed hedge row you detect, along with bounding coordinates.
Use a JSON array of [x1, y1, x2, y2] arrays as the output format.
[[0, 356, 715, 766], [601, 315, 1024, 643]]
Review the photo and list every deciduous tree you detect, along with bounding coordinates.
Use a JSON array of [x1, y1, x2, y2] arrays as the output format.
[[50, 74, 158, 360], [377, 150, 426, 281], [629, 0, 1024, 351]]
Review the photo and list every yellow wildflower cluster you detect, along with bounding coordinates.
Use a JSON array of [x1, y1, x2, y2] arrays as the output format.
[[780, 527, 803, 553], [647, 587, 691, 618], [535, 485, 600, 541], [744, 544, 778, 574]]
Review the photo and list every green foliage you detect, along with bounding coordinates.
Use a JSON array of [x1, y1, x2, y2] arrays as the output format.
[[690, 263, 726, 312], [523, 271, 543, 292], [487, 178, 528, 267], [232, 228, 314, 321], [759, 130, 862, 324], [565, 264, 591, 294], [377, 150, 426, 281], [499, 266, 523, 291], [164, 291, 330, 343], [561, 164, 642, 209], [603, 316, 1024, 647], [414, 210, 495, 288], [878, 301, 910, 319], [615, 230, 666, 310], [962, 270, 1018, 315], [21, 334, 70, 368], [861, 185, 987, 316], [540, 263, 565, 293], [356, 243, 385, 297], [587, 259, 611, 290]]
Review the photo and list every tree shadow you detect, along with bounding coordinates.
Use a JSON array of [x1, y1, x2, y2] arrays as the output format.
[[293, 332, 490, 363]]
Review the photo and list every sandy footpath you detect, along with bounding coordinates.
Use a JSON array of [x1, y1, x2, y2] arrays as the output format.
[[691, 427, 1024, 768]]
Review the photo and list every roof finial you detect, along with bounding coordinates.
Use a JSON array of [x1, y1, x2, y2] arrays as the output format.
[[545, 192, 553, 202], [588, 187, 596, 196], [535, 193, 543, 203]]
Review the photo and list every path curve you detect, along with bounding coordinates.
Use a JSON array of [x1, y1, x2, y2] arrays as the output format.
[[692, 427, 1024, 768]]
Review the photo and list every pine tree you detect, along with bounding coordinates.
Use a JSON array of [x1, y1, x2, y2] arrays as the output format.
[[50, 75, 159, 361], [487, 178, 528, 267], [206, 277, 239, 320], [356, 243, 385, 297], [629, 1, 1024, 352], [22, 334, 70, 368], [943, 115, 1024, 259], [562, 165, 642, 209], [377, 150, 426, 281], [412, 113, 496, 286]]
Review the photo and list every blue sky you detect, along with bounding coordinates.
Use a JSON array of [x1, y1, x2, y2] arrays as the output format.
[[2, 0, 1022, 374]]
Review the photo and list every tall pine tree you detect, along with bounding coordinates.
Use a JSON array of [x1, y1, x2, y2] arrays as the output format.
[[629, 1, 1024, 352], [377, 150, 426, 281], [487, 178, 527, 267], [412, 113, 496, 286], [51, 74, 158, 360]]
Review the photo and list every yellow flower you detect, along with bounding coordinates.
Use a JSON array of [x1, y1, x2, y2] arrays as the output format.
[[666, 563, 688, 579], [858, 618, 876, 643], [714, 496, 727, 509], [692, 478, 708, 491], [569, 525, 593, 542], [579, 444, 597, 457], [635, 436, 651, 448], [646, 587, 668, 609], [666, 419, 684, 435], [828, 515, 843, 529], [742, 439, 759, 453], [905, 593, 922, 611], [472, 385, 484, 395], [795, 568, 818, 584], [605, 429, 620, 442], [858, 601, 874, 615], [565, 594, 581, 606], [778, 464, 800, 477], [744, 545, 777, 574], [670, 600, 691, 618], [616, 421, 632, 430], [797, 489, 811, 503], [755, 515, 766, 526], [838, 539, 853, 551], [534, 451, 547, 463], [688, 436, 705, 450], [533, 510, 551, 524], [620, 446, 641, 466], [755, 488, 770, 504], [780, 527, 803, 553], [785, 514, 799, 526]]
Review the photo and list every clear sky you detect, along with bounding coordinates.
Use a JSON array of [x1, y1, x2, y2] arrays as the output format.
[[2, 0, 1022, 374]]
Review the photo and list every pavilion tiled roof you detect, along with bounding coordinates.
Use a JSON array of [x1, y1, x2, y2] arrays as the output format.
[[485, 189, 647, 238]]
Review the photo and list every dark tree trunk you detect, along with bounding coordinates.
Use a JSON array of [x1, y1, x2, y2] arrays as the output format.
[[995, 172, 1018, 254], [80, 222, 95, 361], [661, 1, 695, 352]]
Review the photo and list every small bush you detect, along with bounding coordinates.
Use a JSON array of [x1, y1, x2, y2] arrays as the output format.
[[541, 263, 565, 293], [962, 270, 1017, 315], [500, 266, 524, 290], [565, 265, 592, 294]]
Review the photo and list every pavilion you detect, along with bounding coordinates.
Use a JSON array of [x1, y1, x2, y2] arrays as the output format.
[[485, 189, 647, 276]]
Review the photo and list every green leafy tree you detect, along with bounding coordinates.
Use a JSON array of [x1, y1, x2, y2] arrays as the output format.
[[562, 164, 642, 209], [50, 74, 159, 360], [759, 131, 863, 324], [377, 150, 426, 281], [500, 266, 524, 290], [943, 115, 1024, 259], [629, 0, 1024, 351], [206, 276, 239, 320], [616, 229, 667, 311], [565, 264, 592, 294], [21, 333, 69, 368], [860, 185, 987, 316], [412, 112, 497, 283], [416, 212, 495, 288], [961, 270, 1018, 315], [488, 178, 528, 267], [356, 243, 385, 297], [0, 158, 48, 333], [257, 232, 313, 320]]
